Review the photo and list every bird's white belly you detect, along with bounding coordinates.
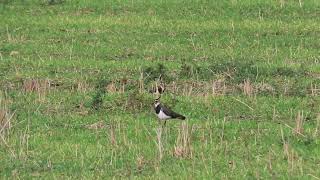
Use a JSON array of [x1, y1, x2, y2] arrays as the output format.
[[157, 110, 171, 120]]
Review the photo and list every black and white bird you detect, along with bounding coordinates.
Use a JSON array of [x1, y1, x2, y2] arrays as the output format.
[[154, 97, 186, 125]]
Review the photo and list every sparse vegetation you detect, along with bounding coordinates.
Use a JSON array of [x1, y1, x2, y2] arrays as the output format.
[[0, 0, 320, 179]]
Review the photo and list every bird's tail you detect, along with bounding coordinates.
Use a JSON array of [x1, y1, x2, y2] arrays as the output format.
[[177, 115, 186, 120]]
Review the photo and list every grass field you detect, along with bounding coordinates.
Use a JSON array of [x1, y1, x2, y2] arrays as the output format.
[[1, 0, 320, 178]]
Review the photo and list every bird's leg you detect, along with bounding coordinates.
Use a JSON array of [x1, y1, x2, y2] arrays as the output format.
[[161, 121, 167, 139], [162, 120, 167, 128]]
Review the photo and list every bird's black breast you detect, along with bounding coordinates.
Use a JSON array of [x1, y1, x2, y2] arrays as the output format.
[[155, 105, 161, 114]]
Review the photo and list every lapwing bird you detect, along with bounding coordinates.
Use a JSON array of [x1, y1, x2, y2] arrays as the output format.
[[154, 98, 186, 125]]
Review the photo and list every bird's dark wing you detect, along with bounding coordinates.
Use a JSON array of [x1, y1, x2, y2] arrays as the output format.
[[160, 104, 186, 120]]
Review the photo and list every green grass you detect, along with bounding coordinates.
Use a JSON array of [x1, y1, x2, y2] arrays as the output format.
[[1, 0, 320, 179]]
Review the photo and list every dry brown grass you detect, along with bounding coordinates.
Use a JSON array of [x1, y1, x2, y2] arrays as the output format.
[[313, 113, 320, 137], [22, 79, 52, 103], [310, 82, 320, 96], [255, 81, 275, 94], [0, 97, 16, 158], [109, 124, 117, 146], [173, 122, 193, 158], [163, 79, 228, 97], [211, 78, 227, 96], [281, 126, 290, 159], [106, 81, 117, 93], [0, 110, 11, 132], [139, 69, 144, 93], [85, 121, 106, 130], [22, 79, 60, 106], [23, 79, 50, 93], [242, 79, 254, 97], [74, 80, 91, 93], [293, 111, 304, 136], [156, 127, 163, 161], [9, 51, 19, 56], [0, 98, 15, 137], [136, 155, 145, 172], [105, 79, 129, 94]]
